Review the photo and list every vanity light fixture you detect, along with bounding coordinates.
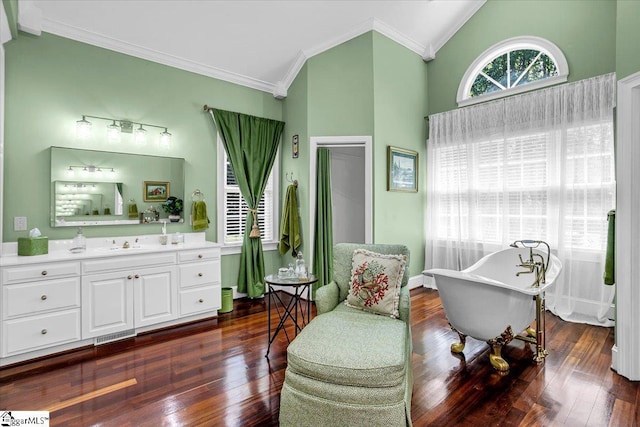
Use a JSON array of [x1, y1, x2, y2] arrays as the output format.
[[66, 165, 116, 176], [135, 124, 147, 145], [75, 114, 172, 148], [106, 120, 121, 143], [159, 128, 172, 149], [76, 116, 92, 140]]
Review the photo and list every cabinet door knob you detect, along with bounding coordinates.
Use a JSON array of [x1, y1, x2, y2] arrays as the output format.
[[198, 254, 203, 259], [41, 329, 48, 335], [41, 295, 47, 301], [128, 275, 133, 280], [134, 274, 140, 279], [41, 270, 48, 276], [198, 272, 203, 277], [198, 298, 204, 303]]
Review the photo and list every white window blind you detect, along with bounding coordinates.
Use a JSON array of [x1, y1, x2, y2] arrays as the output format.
[[221, 151, 275, 245]]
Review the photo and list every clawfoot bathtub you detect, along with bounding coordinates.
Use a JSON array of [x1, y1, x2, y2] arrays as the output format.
[[424, 245, 562, 374]]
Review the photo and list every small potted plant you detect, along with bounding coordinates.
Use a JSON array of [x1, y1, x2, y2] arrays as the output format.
[[162, 196, 184, 222]]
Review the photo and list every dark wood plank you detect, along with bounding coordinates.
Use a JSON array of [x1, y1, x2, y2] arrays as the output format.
[[1, 288, 638, 426]]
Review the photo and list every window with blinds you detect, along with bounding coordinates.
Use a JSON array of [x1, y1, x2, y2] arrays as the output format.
[[432, 122, 615, 250], [222, 155, 274, 244]]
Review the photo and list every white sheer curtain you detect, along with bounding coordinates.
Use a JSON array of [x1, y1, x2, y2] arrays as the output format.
[[425, 73, 616, 327]]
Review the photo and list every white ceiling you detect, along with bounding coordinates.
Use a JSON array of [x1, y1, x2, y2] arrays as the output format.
[[22, 0, 485, 98]]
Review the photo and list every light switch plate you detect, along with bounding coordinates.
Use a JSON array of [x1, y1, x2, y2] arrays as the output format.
[[14, 216, 27, 231]]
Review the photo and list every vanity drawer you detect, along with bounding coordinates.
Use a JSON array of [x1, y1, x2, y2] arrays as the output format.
[[2, 309, 81, 357], [179, 261, 220, 289], [178, 248, 220, 263], [82, 252, 177, 274], [179, 285, 221, 316], [3, 277, 81, 319], [2, 261, 80, 285]]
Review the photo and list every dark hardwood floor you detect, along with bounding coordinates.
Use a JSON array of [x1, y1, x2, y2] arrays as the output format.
[[1, 288, 638, 426]]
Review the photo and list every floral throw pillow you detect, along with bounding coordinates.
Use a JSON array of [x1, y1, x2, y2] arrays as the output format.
[[345, 249, 406, 318]]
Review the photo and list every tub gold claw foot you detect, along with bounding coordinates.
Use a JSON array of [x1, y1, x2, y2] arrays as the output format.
[[487, 326, 515, 374], [489, 345, 509, 374], [448, 323, 467, 353]]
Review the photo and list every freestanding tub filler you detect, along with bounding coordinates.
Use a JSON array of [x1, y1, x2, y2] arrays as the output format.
[[424, 240, 562, 374]]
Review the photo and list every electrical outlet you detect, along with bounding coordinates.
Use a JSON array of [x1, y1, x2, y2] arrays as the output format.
[[14, 216, 27, 231]]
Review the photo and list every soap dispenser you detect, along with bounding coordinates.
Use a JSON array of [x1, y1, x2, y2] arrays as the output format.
[[71, 227, 86, 253]]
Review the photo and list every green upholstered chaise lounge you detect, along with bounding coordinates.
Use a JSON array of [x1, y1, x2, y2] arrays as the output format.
[[279, 243, 413, 427]]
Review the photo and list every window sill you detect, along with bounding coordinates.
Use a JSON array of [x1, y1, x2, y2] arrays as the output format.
[[221, 241, 279, 255]]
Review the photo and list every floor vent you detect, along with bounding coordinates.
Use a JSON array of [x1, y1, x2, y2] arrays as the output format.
[[95, 329, 136, 345]]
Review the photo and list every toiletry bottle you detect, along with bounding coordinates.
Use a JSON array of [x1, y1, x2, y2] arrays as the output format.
[[295, 252, 307, 278], [72, 227, 87, 253]]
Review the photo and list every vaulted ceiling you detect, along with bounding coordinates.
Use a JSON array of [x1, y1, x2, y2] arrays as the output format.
[[21, 0, 486, 98]]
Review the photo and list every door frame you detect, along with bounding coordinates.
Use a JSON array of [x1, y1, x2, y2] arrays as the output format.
[[309, 136, 373, 265]]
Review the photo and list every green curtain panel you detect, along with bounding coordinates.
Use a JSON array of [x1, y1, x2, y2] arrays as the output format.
[[312, 148, 334, 297], [211, 108, 285, 298], [279, 184, 301, 256]]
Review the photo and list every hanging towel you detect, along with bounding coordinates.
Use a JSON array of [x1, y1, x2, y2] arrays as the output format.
[[279, 184, 301, 256], [128, 203, 138, 219], [604, 209, 615, 285], [192, 200, 209, 231]]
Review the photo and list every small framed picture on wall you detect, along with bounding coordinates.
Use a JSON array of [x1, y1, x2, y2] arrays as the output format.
[[387, 146, 418, 192]]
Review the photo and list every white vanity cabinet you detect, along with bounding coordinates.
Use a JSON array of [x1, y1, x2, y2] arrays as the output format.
[[1, 261, 81, 357], [0, 235, 222, 366], [81, 253, 178, 339], [178, 248, 221, 317]]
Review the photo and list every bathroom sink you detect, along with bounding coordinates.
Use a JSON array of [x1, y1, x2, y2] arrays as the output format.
[[93, 245, 152, 252]]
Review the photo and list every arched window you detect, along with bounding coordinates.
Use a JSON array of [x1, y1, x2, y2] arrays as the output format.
[[457, 36, 568, 107]]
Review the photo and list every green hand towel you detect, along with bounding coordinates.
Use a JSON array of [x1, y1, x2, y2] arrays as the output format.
[[279, 184, 301, 256], [128, 203, 138, 219], [604, 209, 615, 285], [192, 201, 209, 231]]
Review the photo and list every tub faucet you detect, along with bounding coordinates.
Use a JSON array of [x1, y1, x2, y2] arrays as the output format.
[[512, 240, 550, 286]]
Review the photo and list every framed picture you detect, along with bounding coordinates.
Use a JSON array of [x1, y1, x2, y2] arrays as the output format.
[[143, 181, 170, 202], [387, 146, 418, 192]]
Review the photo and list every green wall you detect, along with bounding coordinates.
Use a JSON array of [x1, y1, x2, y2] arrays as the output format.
[[3, 32, 282, 289], [307, 32, 375, 137], [616, 0, 640, 80], [372, 32, 428, 274], [427, 0, 617, 115], [282, 31, 428, 278]]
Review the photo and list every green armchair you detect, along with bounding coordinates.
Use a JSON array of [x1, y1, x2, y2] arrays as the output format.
[[279, 243, 413, 427]]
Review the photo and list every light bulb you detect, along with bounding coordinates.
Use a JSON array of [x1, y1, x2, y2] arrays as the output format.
[[159, 128, 171, 149], [76, 116, 92, 140], [135, 125, 147, 145], [107, 121, 121, 143], [66, 166, 74, 177]]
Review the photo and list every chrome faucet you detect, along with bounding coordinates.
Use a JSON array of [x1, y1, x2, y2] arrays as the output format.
[[122, 241, 130, 249]]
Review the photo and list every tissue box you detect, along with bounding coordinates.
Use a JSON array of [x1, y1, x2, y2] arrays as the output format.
[[18, 236, 49, 256]]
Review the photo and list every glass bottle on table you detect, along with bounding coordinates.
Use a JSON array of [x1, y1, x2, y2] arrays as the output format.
[[295, 252, 307, 278]]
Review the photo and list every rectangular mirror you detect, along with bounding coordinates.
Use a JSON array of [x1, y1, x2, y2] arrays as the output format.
[[50, 147, 185, 227]]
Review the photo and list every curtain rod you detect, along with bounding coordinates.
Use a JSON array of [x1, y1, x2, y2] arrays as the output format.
[[203, 104, 213, 111]]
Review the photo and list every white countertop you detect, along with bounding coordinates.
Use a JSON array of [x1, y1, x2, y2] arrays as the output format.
[[0, 232, 221, 266]]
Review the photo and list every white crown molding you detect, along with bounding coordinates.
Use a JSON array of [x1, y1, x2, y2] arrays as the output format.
[[38, 3, 485, 100], [431, 0, 486, 53], [41, 18, 276, 95], [371, 18, 424, 57]]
